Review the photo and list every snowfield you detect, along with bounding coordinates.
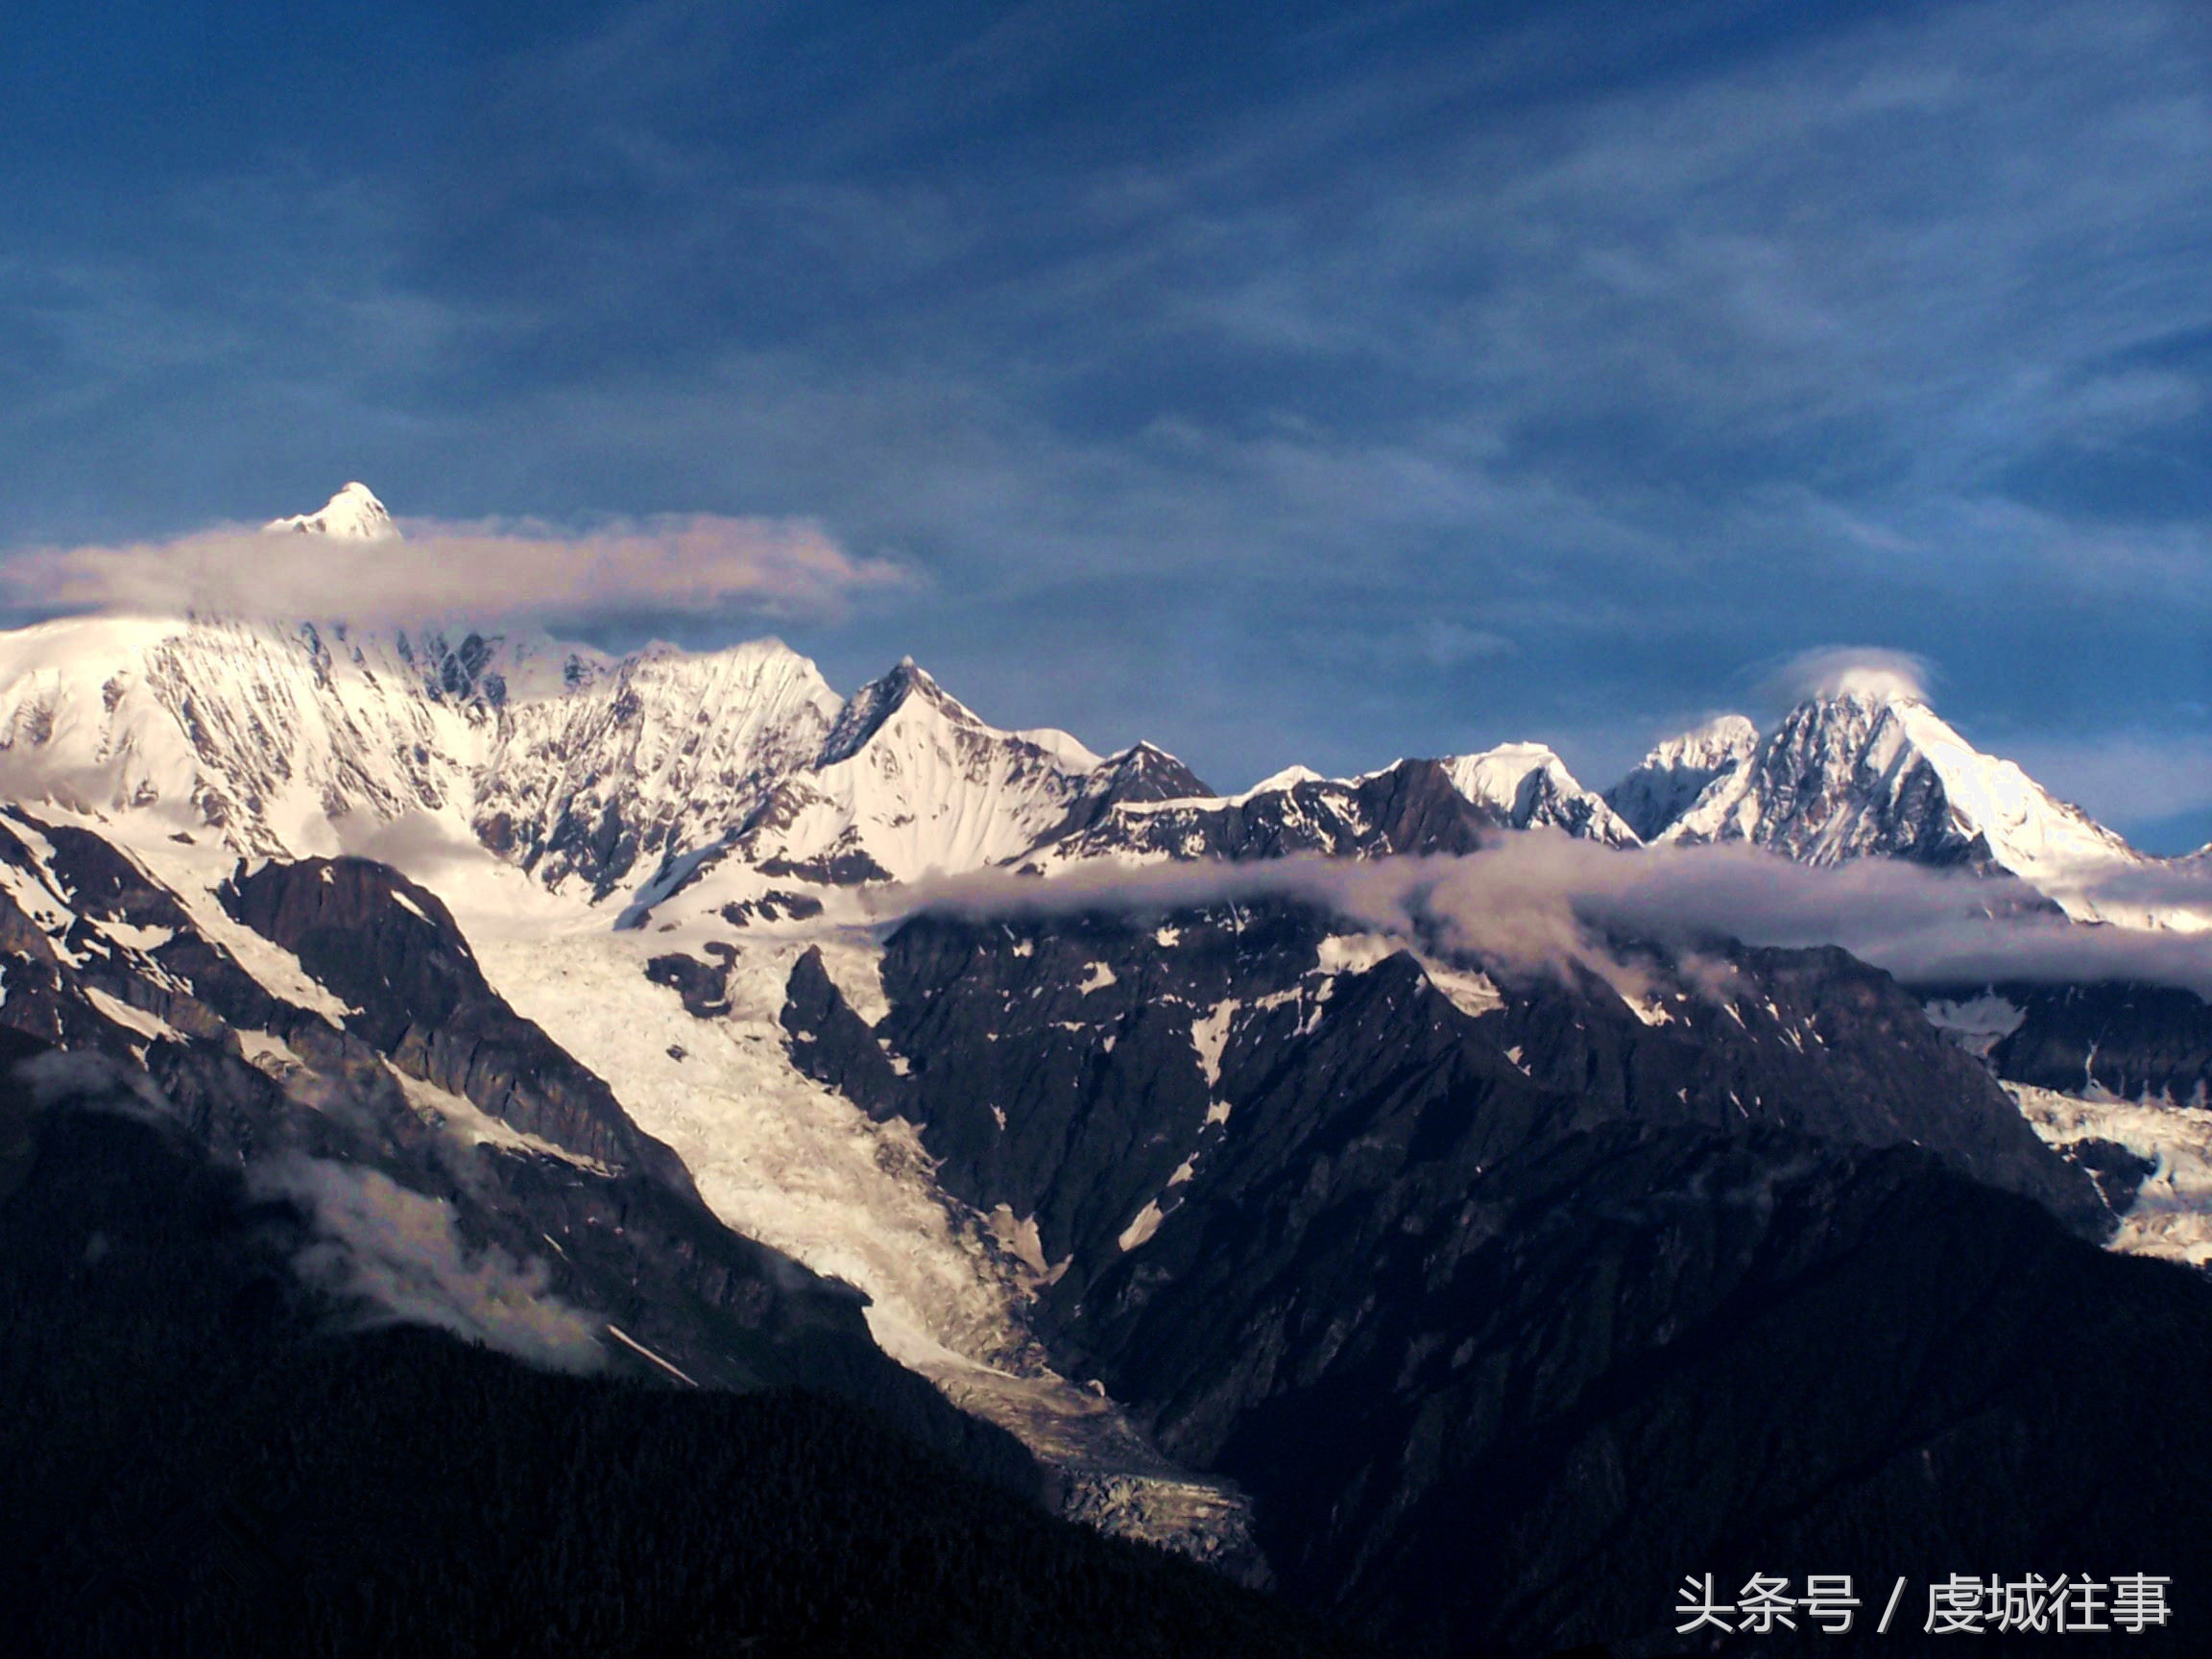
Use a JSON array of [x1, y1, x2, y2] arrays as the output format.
[[2011, 1081, 2212, 1269], [355, 829, 1257, 1562]]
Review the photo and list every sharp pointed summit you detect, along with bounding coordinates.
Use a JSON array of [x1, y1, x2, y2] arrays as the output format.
[[1656, 684, 2164, 922], [265, 481, 400, 541]]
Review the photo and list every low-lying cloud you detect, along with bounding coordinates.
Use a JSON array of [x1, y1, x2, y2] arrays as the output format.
[[251, 1155, 611, 1373], [874, 834, 2212, 998], [0, 514, 912, 627]]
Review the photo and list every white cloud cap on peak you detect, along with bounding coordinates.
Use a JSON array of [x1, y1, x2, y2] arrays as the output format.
[[2, 492, 911, 627], [1766, 646, 1932, 708]]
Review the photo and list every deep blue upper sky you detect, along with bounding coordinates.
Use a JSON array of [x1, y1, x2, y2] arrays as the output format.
[[4, 0, 2208, 847]]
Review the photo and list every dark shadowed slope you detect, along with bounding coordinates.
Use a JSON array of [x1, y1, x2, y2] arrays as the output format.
[[776, 902, 2212, 1655], [0, 1045, 1377, 1659]]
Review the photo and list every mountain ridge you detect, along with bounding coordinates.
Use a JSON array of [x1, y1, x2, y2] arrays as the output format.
[[0, 485, 2198, 932], [4, 486, 2210, 1657]]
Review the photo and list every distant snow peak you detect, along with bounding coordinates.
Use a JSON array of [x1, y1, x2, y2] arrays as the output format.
[[1653, 714, 1760, 771], [1606, 714, 1759, 842], [1246, 764, 1325, 795], [265, 482, 399, 542], [1443, 743, 1639, 846], [1771, 645, 1928, 708], [818, 657, 961, 767], [1657, 686, 2175, 925]]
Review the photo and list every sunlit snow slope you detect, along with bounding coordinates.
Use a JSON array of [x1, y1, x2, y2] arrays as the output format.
[[1655, 687, 2202, 929]]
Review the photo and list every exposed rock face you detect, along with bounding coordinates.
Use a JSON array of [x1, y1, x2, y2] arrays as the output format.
[[771, 900, 2201, 1654], [788, 905, 2103, 1279], [0, 806, 1040, 1492], [1021, 740, 1216, 852], [221, 854, 685, 1182], [1120, 1128, 2212, 1654], [1974, 980, 2212, 1105], [1604, 712, 1758, 841], [1035, 750, 1647, 874], [780, 946, 904, 1118], [1037, 760, 1502, 867]]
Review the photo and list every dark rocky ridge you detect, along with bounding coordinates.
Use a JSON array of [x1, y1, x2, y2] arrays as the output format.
[[1037, 758, 1512, 867], [1149, 1126, 2212, 1654], [772, 902, 2197, 1653], [0, 811, 1037, 1489], [782, 905, 2103, 1287], [1979, 980, 2212, 1105], [220, 855, 688, 1187], [1035, 741, 1214, 845], [0, 1056, 1378, 1659]]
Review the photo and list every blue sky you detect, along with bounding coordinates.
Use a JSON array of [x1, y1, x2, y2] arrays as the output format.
[[4, 0, 2208, 848]]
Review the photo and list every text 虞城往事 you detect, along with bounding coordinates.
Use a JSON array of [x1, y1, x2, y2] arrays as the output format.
[[1674, 1572, 2172, 1637]]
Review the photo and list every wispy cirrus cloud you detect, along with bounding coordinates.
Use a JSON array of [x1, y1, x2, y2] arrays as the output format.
[[0, 513, 913, 628], [2, 0, 2207, 841]]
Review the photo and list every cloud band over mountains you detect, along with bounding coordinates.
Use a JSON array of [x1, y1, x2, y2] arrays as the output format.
[[0, 514, 912, 627], [877, 835, 2212, 998]]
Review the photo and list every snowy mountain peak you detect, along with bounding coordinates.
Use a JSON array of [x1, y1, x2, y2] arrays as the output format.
[[818, 658, 968, 768], [1661, 689, 2164, 923], [1605, 714, 1760, 841], [264, 481, 399, 541], [1246, 763, 1326, 796], [1086, 742, 1212, 805], [690, 657, 1124, 890], [1776, 648, 1932, 708], [1442, 743, 1640, 846], [1649, 713, 1761, 771], [1804, 662, 1926, 706]]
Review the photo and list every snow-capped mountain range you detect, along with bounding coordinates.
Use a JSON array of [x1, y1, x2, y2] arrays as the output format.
[[9, 487, 2212, 1656], [0, 484, 2200, 931]]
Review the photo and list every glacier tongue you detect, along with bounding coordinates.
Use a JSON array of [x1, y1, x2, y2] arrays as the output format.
[[2008, 1081, 2212, 1269], [413, 843, 1262, 1569]]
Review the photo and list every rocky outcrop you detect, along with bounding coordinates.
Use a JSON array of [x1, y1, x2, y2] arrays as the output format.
[[778, 900, 2166, 1653], [0, 812, 1041, 1495], [1979, 980, 2212, 1105], [221, 855, 685, 1186]]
